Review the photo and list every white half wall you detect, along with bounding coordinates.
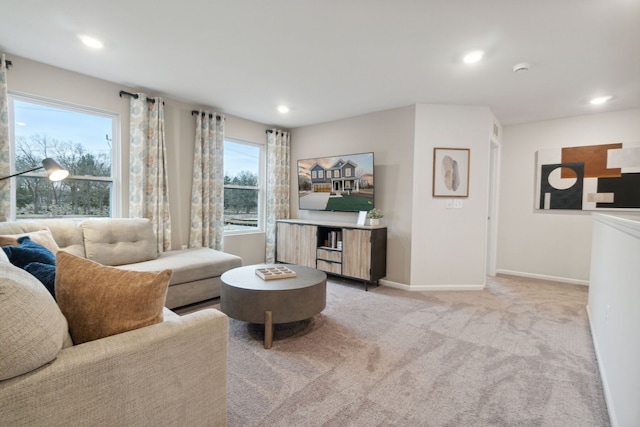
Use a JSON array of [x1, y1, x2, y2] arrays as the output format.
[[588, 214, 640, 427], [498, 108, 640, 283]]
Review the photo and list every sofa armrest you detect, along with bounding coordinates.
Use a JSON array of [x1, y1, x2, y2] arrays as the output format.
[[0, 309, 228, 427]]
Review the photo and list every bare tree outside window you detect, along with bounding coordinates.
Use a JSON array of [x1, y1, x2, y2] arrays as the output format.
[[11, 97, 116, 219], [223, 139, 262, 232]]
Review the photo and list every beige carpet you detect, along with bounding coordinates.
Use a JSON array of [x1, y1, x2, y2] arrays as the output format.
[[179, 275, 610, 426]]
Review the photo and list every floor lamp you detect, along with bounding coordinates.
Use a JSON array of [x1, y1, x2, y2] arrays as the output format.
[[0, 158, 69, 182]]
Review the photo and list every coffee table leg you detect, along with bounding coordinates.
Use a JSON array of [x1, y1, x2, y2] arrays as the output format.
[[264, 310, 273, 349]]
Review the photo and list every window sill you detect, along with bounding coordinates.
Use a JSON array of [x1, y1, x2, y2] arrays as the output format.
[[223, 229, 265, 237]]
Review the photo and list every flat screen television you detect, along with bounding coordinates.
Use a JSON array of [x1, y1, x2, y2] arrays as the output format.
[[297, 152, 374, 212]]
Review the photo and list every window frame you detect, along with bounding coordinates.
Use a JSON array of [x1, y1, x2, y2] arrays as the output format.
[[223, 137, 264, 235], [8, 92, 121, 220]]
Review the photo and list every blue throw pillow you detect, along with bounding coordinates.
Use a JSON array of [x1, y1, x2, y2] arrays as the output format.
[[2, 236, 56, 269], [24, 262, 57, 299]]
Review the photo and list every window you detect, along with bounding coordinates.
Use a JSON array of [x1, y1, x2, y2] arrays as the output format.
[[9, 94, 119, 220], [224, 139, 263, 233], [334, 169, 340, 178], [318, 170, 324, 179], [327, 170, 332, 179], [345, 168, 352, 177], [311, 170, 317, 179]]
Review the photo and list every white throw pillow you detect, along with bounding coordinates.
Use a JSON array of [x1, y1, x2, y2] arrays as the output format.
[[0, 263, 68, 381], [0, 228, 61, 254]]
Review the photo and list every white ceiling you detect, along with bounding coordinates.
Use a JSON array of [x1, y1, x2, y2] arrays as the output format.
[[1, 0, 639, 129]]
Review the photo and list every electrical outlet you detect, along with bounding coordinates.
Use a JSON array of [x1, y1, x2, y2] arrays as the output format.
[[445, 200, 453, 209], [454, 199, 463, 209]]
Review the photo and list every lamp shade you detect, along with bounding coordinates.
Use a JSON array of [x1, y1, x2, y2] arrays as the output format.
[[42, 158, 69, 181], [0, 158, 69, 182]]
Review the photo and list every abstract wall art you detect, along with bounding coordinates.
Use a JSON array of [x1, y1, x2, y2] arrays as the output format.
[[433, 148, 470, 197], [535, 143, 640, 211]]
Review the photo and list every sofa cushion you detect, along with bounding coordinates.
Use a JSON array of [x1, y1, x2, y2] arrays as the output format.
[[0, 263, 69, 381], [115, 247, 242, 286], [2, 236, 56, 269], [55, 251, 172, 345], [81, 218, 158, 266], [0, 227, 61, 254]]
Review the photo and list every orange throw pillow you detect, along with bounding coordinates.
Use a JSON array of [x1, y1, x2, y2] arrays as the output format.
[[55, 251, 171, 345]]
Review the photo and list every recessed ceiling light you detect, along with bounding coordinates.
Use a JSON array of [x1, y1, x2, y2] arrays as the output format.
[[463, 50, 484, 64], [590, 96, 612, 105], [277, 105, 290, 113], [78, 35, 104, 49]]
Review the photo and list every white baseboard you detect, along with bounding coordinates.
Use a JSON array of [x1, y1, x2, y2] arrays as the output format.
[[379, 279, 484, 291], [586, 305, 617, 427], [496, 269, 589, 286], [382, 271, 588, 290]]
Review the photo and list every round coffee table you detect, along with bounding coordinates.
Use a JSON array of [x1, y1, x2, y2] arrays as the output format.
[[220, 264, 327, 349]]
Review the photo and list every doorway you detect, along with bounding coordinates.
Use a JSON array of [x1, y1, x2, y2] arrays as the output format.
[[486, 140, 500, 276]]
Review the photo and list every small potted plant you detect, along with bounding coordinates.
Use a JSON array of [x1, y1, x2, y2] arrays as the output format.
[[366, 208, 384, 226]]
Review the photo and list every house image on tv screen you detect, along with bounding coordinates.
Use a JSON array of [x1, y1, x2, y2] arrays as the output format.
[[310, 159, 359, 193], [298, 152, 374, 212]]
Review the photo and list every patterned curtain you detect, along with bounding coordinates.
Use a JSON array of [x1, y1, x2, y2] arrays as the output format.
[[265, 129, 290, 263], [189, 111, 225, 250], [129, 93, 171, 252], [0, 55, 10, 221]]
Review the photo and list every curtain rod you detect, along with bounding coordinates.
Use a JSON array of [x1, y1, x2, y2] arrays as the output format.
[[119, 90, 157, 104], [191, 110, 222, 121], [3, 59, 12, 68]]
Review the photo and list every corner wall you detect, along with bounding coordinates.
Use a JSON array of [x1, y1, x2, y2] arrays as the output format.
[[291, 104, 499, 288], [498, 108, 640, 283], [410, 104, 496, 288]]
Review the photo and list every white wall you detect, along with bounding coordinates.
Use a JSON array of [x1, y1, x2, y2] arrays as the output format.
[[588, 214, 640, 427], [498, 109, 640, 284], [290, 106, 416, 285], [410, 105, 496, 288], [5, 54, 270, 263], [291, 104, 499, 288], [17, 52, 637, 284]]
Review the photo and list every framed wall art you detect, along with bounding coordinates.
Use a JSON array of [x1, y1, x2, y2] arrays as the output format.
[[433, 147, 470, 197], [535, 143, 640, 211]]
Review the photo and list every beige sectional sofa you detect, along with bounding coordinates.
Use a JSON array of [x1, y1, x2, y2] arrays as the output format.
[[0, 218, 233, 425], [0, 218, 243, 308]]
